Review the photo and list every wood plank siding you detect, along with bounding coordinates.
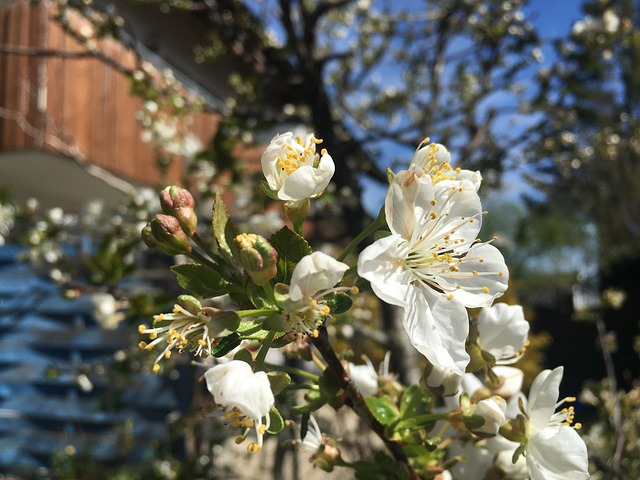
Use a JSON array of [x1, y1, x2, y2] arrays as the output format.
[[0, 0, 220, 186]]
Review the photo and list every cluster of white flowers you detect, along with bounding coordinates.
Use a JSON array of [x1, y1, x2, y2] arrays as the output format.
[[146, 132, 589, 478]]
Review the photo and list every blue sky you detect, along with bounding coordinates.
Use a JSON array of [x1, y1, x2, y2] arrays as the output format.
[[360, 0, 587, 216]]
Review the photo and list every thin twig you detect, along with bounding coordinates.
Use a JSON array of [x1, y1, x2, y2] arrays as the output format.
[[595, 313, 625, 477]]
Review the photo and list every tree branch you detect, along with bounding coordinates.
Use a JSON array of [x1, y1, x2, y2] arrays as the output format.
[[311, 326, 417, 479]]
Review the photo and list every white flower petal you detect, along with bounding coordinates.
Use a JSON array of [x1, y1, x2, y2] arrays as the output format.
[[385, 170, 422, 239], [404, 291, 469, 374], [527, 427, 590, 480], [279, 154, 335, 201], [443, 244, 509, 307], [477, 304, 529, 360], [527, 367, 564, 430], [358, 234, 414, 307], [289, 251, 348, 301], [204, 360, 274, 424]]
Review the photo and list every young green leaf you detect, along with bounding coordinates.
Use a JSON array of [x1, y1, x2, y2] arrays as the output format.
[[269, 226, 312, 284], [171, 263, 228, 298]]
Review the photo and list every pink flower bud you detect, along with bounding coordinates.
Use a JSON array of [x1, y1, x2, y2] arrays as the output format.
[[142, 214, 192, 255], [159, 186, 198, 235]]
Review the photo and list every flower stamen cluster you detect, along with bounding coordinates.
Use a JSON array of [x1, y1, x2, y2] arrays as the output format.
[[138, 303, 212, 373]]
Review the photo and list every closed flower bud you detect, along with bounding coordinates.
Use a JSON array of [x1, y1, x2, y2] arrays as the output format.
[[235, 233, 278, 285], [423, 363, 463, 397], [142, 214, 191, 255], [159, 186, 198, 235], [469, 396, 507, 437]]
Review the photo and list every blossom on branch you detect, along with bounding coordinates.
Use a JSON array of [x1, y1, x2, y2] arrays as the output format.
[[477, 303, 530, 365], [513, 367, 589, 480], [204, 360, 275, 453], [358, 165, 508, 374], [274, 251, 351, 335], [261, 132, 335, 201]]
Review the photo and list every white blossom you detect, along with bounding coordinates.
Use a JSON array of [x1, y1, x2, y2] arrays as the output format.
[[261, 132, 335, 201], [277, 252, 350, 334], [522, 367, 589, 480], [204, 360, 274, 453], [358, 167, 508, 374], [477, 303, 529, 364]]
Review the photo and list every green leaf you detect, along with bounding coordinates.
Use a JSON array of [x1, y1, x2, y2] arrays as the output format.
[[171, 263, 228, 297], [267, 408, 285, 434], [269, 226, 312, 284], [233, 348, 253, 364], [400, 385, 432, 420], [267, 371, 291, 395], [212, 192, 235, 258], [237, 321, 280, 341], [211, 334, 241, 357], [327, 293, 353, 315], [247, 282, 274, 309], [365, 396, 400, 427]]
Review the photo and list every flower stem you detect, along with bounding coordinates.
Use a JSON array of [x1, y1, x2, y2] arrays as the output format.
[[337, 207, 386, 262], [254, 331, 277, 369], [236, 308, 279, 318], [264, 362, 320, 382]]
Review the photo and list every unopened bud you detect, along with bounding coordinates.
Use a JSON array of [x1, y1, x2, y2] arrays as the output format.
[[235, 233, 278, 285], [468, 396, 507, 437], [142, 214, 191, 255], [159, 186, 198, 235], [422, 363, 462, 397], [313, 444, 343, 473]]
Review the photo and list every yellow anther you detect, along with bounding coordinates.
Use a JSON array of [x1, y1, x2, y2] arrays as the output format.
[[198, 339, 207, 346], [429, 212, 437, 220], [321, 148, 328, 156], [447, 294, 454, 300], [574, 422, 582, 430], [566, 396, 577, 403], [312, 329, 319, 338], [152, 364, 160, 374], [482, 286, 490, 294], [165, 351, 172, 359], [310, 299, 318, 308], [242, 417, 255, 428], [235, 435, 245, 445], [149, 332, 158, 340], [173, 305, 181, 314], [146, 344, 155, 351], [472, 270, 478, 276], [247, 443, 262, 453], [138, 325, 147, 334], [138, 341, 147, 349], [431, 199, 436, 206], [350, 286, 359, 295], [258, 424, 267, 435]]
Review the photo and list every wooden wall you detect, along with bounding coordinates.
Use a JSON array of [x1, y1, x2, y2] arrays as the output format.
[[0, 0, 220, 186]]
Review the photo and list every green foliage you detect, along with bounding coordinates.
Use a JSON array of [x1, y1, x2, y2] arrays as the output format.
[[269, 226, 312, 284], [170, 263, 229, 297]]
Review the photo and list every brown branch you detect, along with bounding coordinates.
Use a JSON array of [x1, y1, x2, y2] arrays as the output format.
[[311, 326, 418, 479]]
